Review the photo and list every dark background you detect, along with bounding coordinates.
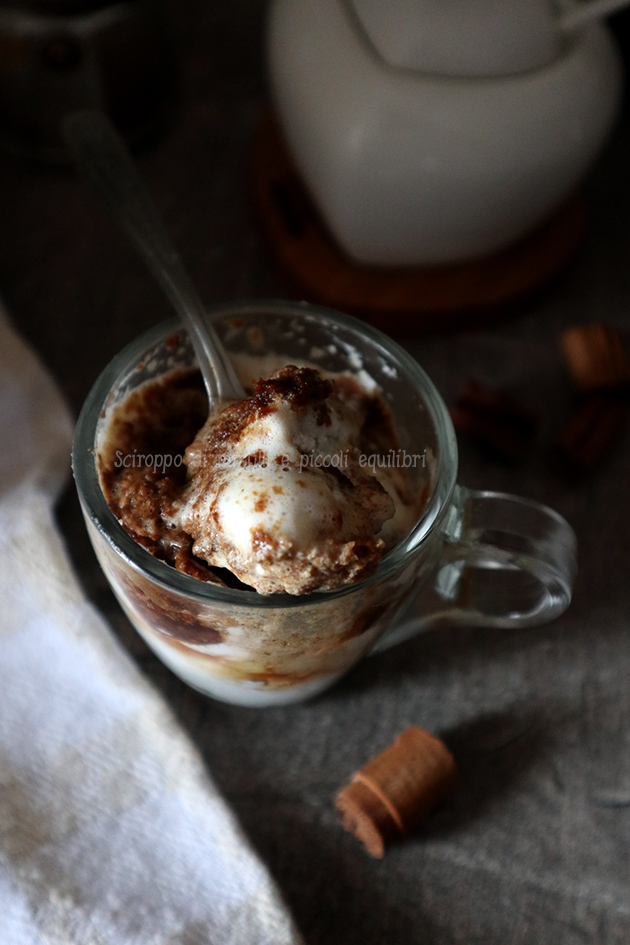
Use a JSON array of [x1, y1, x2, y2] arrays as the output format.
[[1, 2, 630, 942]]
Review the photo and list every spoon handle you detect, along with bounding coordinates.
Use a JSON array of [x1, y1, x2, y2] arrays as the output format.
[[62, 110, 245, 405]]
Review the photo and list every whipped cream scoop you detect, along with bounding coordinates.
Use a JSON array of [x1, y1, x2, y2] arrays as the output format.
[[171, 365, 416, 594]]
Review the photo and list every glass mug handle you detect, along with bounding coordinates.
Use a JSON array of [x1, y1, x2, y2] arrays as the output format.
[[372, 486, 578, 653]]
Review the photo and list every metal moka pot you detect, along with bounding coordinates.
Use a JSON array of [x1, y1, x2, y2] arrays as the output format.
[[0, 0, 176, 161]]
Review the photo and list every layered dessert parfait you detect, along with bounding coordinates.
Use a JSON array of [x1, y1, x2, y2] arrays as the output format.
[[87, 319, 438, 706]]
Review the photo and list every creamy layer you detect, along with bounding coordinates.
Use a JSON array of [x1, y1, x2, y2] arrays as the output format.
[[171, 366, 401, 593], [99, 358, 427, 595]]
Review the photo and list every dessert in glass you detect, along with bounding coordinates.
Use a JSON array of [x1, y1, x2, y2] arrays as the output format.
[[73, 301, 577, 706]]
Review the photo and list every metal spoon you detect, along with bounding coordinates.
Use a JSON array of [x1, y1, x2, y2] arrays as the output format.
[[62, 110, 246, 407]]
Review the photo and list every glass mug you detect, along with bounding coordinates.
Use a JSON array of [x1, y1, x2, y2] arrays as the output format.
[[73, 301, 577, 707]]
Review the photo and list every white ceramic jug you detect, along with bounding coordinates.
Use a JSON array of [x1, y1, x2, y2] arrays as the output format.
[[268, 0, 625, 265]]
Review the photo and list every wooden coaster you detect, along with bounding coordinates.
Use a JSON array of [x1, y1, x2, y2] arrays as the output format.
[[251, 113, 587, 335]]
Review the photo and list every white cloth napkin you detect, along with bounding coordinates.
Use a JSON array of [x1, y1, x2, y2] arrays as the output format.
[[0, 309, 303, 945]]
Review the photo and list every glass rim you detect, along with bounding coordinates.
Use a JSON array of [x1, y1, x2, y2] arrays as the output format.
[[72, 299, 459, 609]]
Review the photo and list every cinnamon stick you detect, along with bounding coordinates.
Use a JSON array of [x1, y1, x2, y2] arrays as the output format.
[[552, 392, 629, 475], [450, 380, 539, 463], [561, 324, 630, 392], [335, 727, 458, 857]]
